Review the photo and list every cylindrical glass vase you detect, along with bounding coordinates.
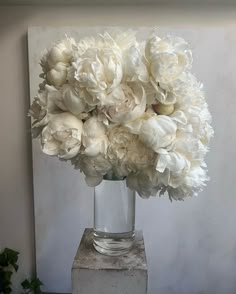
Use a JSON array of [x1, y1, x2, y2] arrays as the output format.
[[93, 177, 135, 256]]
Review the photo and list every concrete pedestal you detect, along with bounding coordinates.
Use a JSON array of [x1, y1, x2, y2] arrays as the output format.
[[72, 228, 148, 294]]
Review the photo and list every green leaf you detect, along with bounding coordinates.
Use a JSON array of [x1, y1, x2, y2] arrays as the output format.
[[21, 279, 31, 289], [0, 248, 19, 293], [5, 248, 19, 270], [0, 252, 8, 267], [0, 248, 19, 271], [3, 270, 13, 283], [31, 278, 43, 288], [20, 277, 43, 293], [12, 263, 19, 272], [3, 286, 12, 294]]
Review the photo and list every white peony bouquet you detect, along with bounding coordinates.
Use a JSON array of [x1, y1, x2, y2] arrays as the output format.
[[29, 30, 213, 200]]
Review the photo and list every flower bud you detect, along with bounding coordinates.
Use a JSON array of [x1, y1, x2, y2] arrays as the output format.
[[46, 62, 67, 87], [152, 103, 174, 115]]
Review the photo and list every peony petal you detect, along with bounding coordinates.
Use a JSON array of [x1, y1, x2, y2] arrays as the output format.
[[156, 151, 190, 174], [40, 112, 83, 159], [61, 84, 86, 114], [139, 115, 177, 152], [85, 176, 103, 187]]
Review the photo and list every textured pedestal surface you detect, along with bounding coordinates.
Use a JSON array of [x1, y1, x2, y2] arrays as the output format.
[[72, 228, 148, 294]]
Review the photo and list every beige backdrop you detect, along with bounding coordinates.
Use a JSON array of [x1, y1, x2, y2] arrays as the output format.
[[1, 4, 236, 294]]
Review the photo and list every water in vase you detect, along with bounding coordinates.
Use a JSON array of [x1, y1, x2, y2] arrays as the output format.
[[93, 178, 135, 256]]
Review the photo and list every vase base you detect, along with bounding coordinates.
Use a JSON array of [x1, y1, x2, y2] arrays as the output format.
[[93, 230, 135, 256]]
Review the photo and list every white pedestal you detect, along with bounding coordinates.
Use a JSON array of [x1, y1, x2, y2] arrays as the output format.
[[72, 229, 148, 294]]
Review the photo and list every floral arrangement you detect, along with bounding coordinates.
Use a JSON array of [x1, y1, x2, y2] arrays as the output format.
[[29, 30, 213, 200]]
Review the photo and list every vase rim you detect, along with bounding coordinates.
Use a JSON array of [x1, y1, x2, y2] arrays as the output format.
[[103, 173, 125, 181]]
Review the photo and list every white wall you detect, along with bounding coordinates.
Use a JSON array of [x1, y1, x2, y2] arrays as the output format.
[[1, 4, 236, 293]]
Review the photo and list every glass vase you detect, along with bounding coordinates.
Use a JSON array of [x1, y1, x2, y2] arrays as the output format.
[[93, 176, 135, 256]]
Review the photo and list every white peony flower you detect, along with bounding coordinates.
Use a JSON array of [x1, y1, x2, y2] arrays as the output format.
[[168, 73, 214, 144], [123, 45, 149, 83], [74, 154, 112, 187], [102, 31, 149, 82], [29, 94, 50, 128], [82, 116, 108, 156], [41, 112, 83, 159], [74, 30, 137, 60], [155, 128, 209, 190], [73, 44, 123, 105], [156, 149, 190, 174], [104, 30, 137, 51], [41, 37, 76, 72], [46, 62, 68, 87], [29, 85, 62, 130], [40, 38, 76, 88], [40, 84, 93, 119], [58, 84, 89, 115], [145, 35, 192, 84], [107, 126, 155, 177], [124, 109, 156, 135], [179, 99, 213, 145], [127, 167, 165, 198], [100, 83, 146, 124], [156, 150, 190, 189], [148, 81, 177, 105], [139, 115, 177, 152], [76, 36, 98, 57], [165, 165, 208, 201]]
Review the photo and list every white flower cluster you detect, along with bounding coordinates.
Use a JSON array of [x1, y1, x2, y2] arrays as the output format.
[[29, 30, 213, 200]]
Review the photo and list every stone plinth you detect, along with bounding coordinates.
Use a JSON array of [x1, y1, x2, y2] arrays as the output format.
[[72, 229, 148, 294]]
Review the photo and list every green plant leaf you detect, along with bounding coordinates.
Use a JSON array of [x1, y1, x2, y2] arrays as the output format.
[[0, 252, 8, 267], [0, 248, 19, 271], [21, 279, 31, 289], [31, 278, 43, 288], [12, 263, 19, 272], [20, 277, 43, 293], [0, 248, 19, 293], [3, 270, 13, 283], [3, 286, 12, 294], [5, 248, 19, 271]]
